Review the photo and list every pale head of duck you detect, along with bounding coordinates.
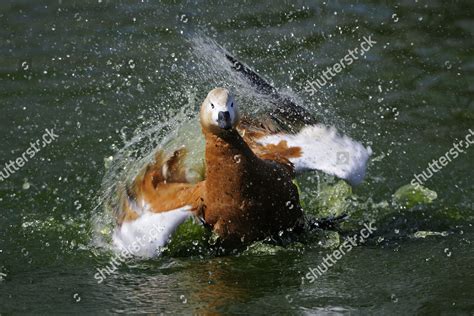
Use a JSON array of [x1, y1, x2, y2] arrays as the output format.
[[200, 87, 240, 135]]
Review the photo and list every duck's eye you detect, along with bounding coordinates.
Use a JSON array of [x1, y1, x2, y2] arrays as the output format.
[[230, 102, 234, 108], [210, 103, 215, 109]]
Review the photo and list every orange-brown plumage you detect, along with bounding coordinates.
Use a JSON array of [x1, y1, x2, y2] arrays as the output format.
[[200, 128, 303, 244]]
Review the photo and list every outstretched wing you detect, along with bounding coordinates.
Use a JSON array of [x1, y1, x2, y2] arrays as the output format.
[[254, 125, 372, 185], [225, 52, 317, 133], [238, 121, 371, 185], [117, 149, 205, 224], [113, 149, 205, 257], [225, 51, 371, 185]]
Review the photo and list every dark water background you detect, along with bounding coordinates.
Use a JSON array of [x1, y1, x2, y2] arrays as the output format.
[[0, 0, 473, 314]]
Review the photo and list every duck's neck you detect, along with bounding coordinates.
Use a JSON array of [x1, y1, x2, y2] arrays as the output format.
[[203, 129, 255, 192]]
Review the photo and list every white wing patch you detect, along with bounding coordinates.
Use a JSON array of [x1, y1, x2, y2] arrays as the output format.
[[258, 124, 372, 185], [113, 205, 192, 258]]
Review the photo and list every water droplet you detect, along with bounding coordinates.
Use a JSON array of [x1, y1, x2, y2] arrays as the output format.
[[22, 181, 31, 190], [444, 61, 452, 69], [391, 294, 398, 303], [180, 295, 187, 304], [73, 293, 81, 302], [391, 13, 399, 22], [444, 248, 452, 257], [74, 200, 82, 210], [104, 156, 114, 169], [180, 14, 188, 23], [128, 59, 135, 69], [233, 155, 241, 164], [21, 61, 29, 70], [285, 294, 293, 303]]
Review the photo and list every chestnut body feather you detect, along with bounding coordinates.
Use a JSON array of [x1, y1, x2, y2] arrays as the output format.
[[201, 129, 303, 244]]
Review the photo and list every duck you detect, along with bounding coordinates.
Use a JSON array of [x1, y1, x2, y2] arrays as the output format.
[[111, 53, 371, 258], [112, 87, 371, 257]]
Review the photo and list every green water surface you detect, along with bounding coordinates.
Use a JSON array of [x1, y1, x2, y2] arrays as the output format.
[[0, 0, 473, 314]]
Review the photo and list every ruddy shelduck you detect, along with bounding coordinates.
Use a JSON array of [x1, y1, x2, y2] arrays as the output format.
[[112, 87, 372, 257]]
